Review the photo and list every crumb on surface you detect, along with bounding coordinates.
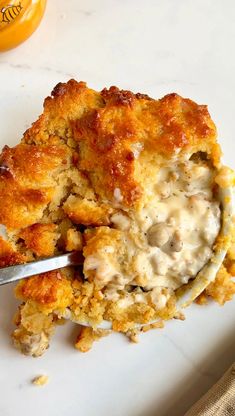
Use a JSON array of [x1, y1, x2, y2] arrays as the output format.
[[32, 375, 49, 386], [140, 320, 165, 333], [126, 320, 165, 341], [126, 328, 140, 343], [173, 311, 185, 321]]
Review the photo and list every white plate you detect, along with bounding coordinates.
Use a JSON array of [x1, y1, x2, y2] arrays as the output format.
[[0, 1, 235, 415]]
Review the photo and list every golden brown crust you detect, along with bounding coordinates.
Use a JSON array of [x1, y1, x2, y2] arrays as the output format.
[[0, 79, 232, 356], [71, 89, 219, 205], [0, 144, 68, 185], [196, 265, 235, 305], [63, 197, 113, 226], [0, 80, 220, 234], [20, 79, 220, 208], [0, 143, 70, 229], [15, 270, 73, 312], [75, 327, 110, 353], [19, 223, 59, 257], [0, 236, 26, 266], [65, 228, 83, 251]]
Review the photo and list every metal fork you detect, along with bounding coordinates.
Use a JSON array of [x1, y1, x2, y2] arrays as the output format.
[[0, 251, 82, 286]]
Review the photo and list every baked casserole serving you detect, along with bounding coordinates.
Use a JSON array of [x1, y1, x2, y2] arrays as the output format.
[[0, 80, 234, 355]]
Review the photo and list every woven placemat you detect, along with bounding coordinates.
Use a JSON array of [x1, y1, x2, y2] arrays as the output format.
[[185, 363, 235, 415]]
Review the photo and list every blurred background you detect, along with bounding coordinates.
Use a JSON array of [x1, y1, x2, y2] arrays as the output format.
[[1, 0, 235, 160]]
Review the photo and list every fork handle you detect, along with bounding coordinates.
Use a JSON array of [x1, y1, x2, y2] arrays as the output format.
[[0, 252, 82, 286]]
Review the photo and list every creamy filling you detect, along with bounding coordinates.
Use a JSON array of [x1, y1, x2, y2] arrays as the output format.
[[84, 158, 221, 309]]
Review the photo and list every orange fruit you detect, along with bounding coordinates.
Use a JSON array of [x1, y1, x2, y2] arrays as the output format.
[[0, 0, 47, 51]]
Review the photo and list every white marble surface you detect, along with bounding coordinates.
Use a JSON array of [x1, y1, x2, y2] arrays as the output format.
[[0, 1, 234, 415]]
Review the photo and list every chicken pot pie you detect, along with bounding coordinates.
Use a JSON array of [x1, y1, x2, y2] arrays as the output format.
[[0, 80, 234, 356]]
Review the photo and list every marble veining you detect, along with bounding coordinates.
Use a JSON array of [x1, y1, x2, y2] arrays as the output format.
[[162, 333, 217, 380], [0, 61, 75, 78]]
